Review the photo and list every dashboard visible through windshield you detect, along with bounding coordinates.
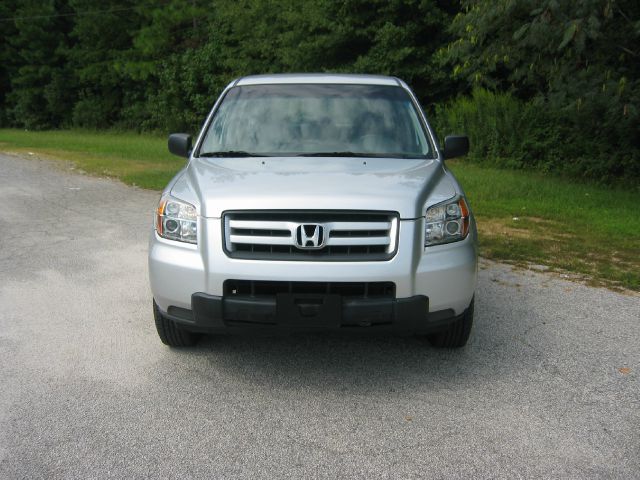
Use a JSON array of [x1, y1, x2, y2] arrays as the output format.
[[198, 84, 434, 159]]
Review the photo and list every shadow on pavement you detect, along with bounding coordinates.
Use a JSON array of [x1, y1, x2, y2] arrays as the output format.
[[164, 293, 551, 396]]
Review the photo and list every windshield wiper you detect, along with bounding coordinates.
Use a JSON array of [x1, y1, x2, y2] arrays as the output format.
[[198, 150, 268, 157], [298, 151, 427, 159], [296, 151, 379, 157]]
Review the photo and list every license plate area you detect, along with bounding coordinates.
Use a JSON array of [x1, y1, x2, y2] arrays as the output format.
[[276, 293, 341, 328]]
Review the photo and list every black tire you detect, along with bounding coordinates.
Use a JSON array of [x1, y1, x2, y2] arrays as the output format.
[[153, 300, 199, 347], [427, 298, 474, 348]]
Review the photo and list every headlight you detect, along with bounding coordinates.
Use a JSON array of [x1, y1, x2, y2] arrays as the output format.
[[155, 195, 197, 244], [424, 197, 470, 247]]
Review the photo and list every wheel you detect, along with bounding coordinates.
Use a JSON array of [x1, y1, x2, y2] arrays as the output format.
[[153, 300, 199, 347], [427, 298, 474, 348]]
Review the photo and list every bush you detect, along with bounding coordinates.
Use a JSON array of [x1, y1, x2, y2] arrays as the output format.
[[434, 88, 553, 168], [433, 88, 639, 186], [72, 97, 113, 129]]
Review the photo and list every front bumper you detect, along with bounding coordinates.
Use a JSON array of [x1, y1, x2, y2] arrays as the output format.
[[149, 217, 477, 327], [161, 292, 463, 334]]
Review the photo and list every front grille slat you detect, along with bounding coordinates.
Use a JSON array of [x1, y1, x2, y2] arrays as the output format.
[[229, 234, 293, 245], [224, 211, 399, 261], [326, 221, 391, 231], [326, 236, 389, 246], [229, 220, 295, 231]]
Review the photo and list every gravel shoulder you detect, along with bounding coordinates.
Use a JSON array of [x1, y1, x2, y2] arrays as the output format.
[[1, 153, 638, 479]]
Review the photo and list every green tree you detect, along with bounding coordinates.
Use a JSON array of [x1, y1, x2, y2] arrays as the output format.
[[6, 0, 75, 129], [440, 0, 640, 181], [127, 0, 458, 131], [118, 0, 216, 130], [213, 0, 455, 102], [66, 0, 144, 128], [0, 0, 19, 126]]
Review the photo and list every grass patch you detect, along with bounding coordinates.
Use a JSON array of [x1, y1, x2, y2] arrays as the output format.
[[1, 129, 638, 290], [0, 129, 183, 189], [448, 161, 640, 290]]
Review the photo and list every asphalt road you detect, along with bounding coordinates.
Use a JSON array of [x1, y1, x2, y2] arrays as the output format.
[[1, 152, 639, 479]]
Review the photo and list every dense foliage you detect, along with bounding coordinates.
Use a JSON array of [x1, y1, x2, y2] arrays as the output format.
[[438, 0, 640, 182], [0, 0, 638, 183]]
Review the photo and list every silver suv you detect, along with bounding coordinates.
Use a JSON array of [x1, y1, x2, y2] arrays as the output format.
[[148, 74, 477, 348]]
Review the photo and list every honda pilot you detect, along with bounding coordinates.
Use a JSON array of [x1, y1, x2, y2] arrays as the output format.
[[149, 74, 477, 348]]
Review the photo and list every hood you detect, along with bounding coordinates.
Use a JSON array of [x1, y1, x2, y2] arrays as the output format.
[[171, 156, 456, 219]]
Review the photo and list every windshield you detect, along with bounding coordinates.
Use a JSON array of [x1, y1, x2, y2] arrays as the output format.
[[198, 84, 433, 158]]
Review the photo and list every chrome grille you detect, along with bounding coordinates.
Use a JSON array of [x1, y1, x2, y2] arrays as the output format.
[[223, 211, 399, 261]]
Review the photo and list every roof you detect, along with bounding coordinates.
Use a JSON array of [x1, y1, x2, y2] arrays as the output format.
[[234, 73, 403, 87]]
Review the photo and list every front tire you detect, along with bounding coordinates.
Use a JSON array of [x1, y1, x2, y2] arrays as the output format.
[[428, 298, 474, 348], [153, 300, 199, 347]]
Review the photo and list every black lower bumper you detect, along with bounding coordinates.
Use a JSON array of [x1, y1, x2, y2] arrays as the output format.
[[163, 292, 459, 334]]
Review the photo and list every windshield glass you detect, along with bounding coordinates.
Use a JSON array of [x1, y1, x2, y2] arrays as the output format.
[[198, 84, 433, 158]]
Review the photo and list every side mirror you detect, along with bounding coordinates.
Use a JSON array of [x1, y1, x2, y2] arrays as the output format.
[[442, 135, 470, 160], [168, 133, 192, 158]]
